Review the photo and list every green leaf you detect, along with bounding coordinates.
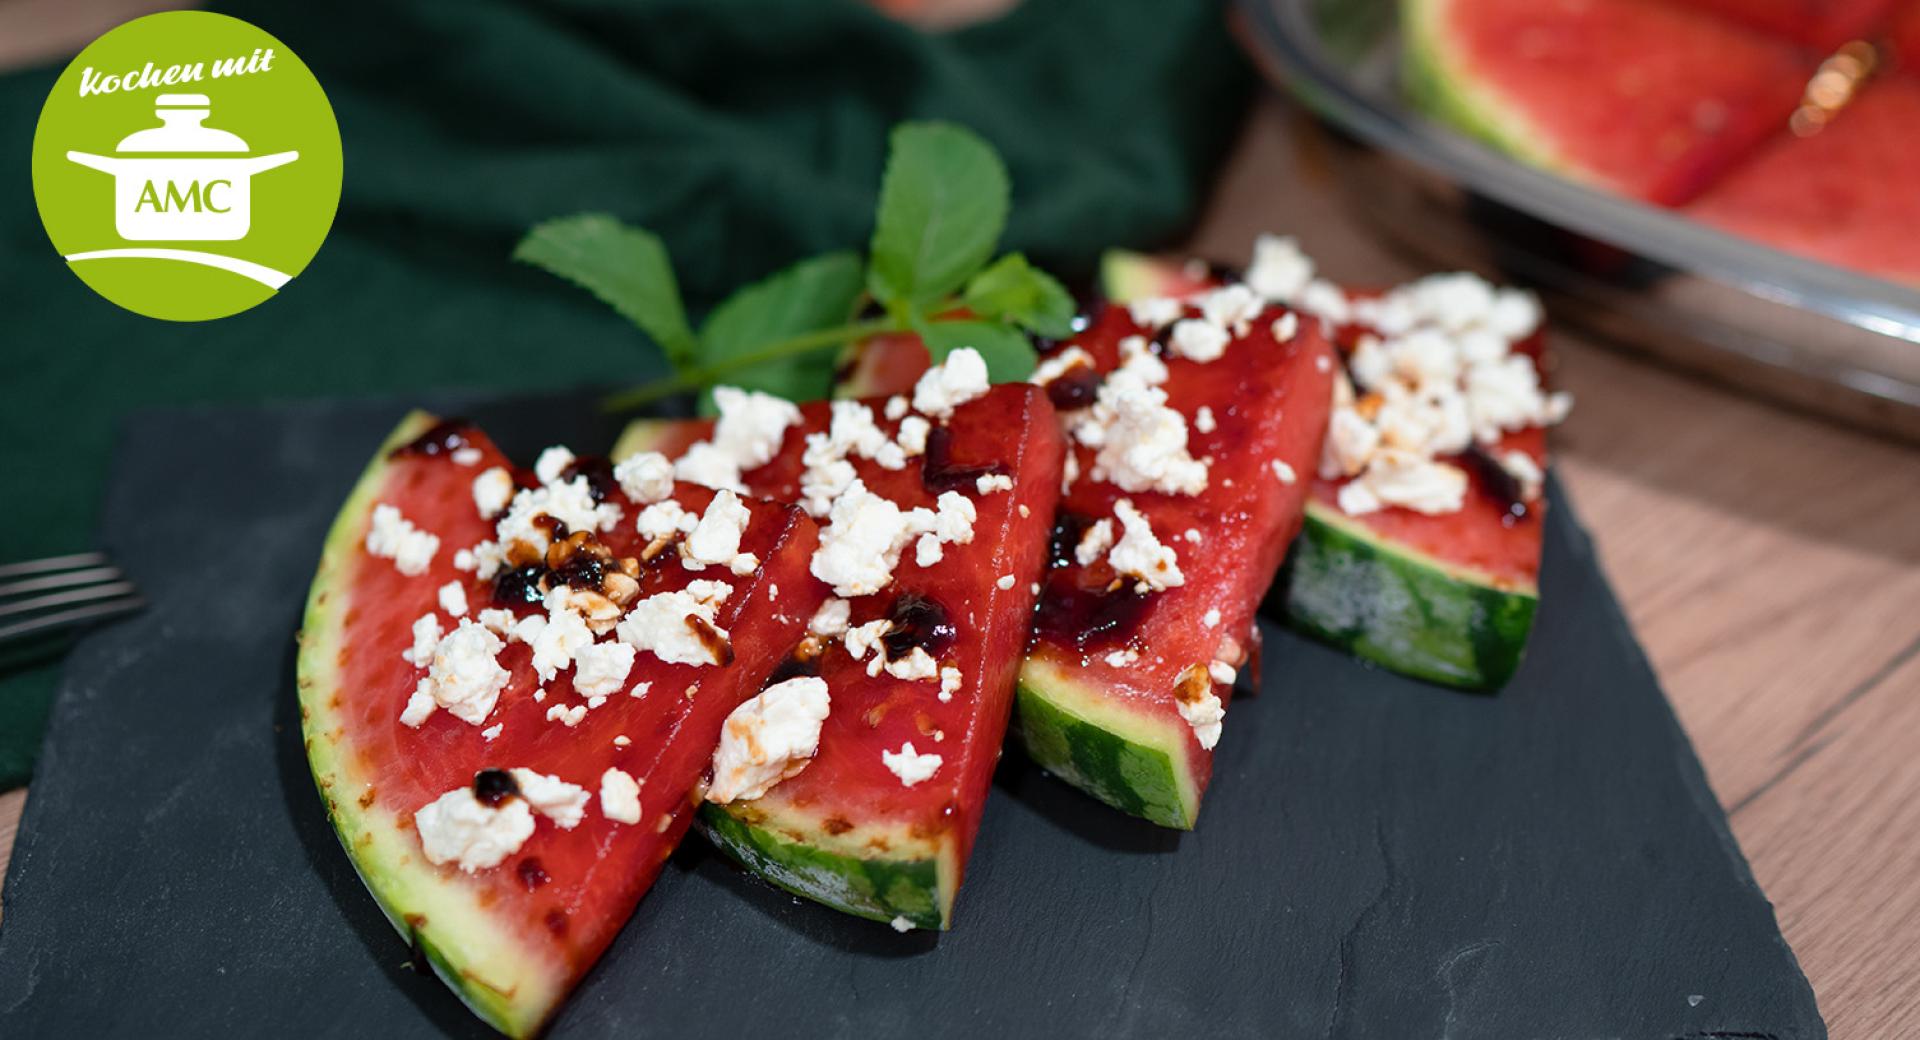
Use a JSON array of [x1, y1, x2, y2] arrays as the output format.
[[918, 319, 1037, 384], [868, 122, 1010, 308], [697, 251, 866, 404], [514, 214, 698, 368], [962, 253, 1075, 338]]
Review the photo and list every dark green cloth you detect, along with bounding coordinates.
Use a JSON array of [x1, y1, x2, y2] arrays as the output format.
[[0, 0, 1252, 787]]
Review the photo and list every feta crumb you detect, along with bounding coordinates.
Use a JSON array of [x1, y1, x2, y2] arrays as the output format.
[[996, 574, 1015, 590], [415, 620, 511, 725], [636, 499, 697, 541], [881, 742, 942, 787], [545, 703, 587, 727], [1029, 345, 1097, 391], [1194, 406, 1217, 434], [1108, 499, 1184, 591], [884, 395, 909, 420], [1203, 608, 1221, 628], [684, 489, 752, 567], [534, 446, 576, 486], [1019, 504, 1031, 518], [911, 347, 991, 419], [614, 735, 631, 746], [808, 598, 852, 638], [572, 641, 636, 698], [366, 504, 439, 576], [402, 613, 442, 668], [616, 580, 733, 666], [890, 915, 916, 933], [475, 607, 516, 636], [809, 481, 921, 597], [450, 446, 482, 466], [437, 581, 469, 618], [844, 619, 892, 662], [510, 768, 589, 829], [527, 598, 594, 682], [1210, 660, 1237, 685], [939, 666, 962, 703], [1075, 519, 1115, 566], [1500, 450, 1545, 502], [1077, 369, 1209, 496], [415, 786, 534, 872], [1272, 311, 1300, 341], [472, 467, 515, 519], [976, 473, 1014, 494], [613, 451, 675, 504], [629, 682, 651, 699], [1177, 688, 1225, 750], [495, 477, 621, 559], [1336, 450, 1468, 516], [729, 553, 758, 575], [1271, 459, 1297, 485], [896, 415, 932, 456], [1128, 297, 1185, 330], [599, 767, 642, 825], [481, 723, 502, 741], [399, 682, 436, 728], [707, 676, 832, 803], [1169, 318, 1231, 363], [1105, 649, 1139, 667], [914, 533, 944, 568], [673, 387, 802, 492], [885, 646, 940, 682], [1246, 234, 1314, 303]]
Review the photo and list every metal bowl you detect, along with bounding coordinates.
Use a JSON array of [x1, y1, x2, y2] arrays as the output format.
[[1233, 0, 1920, 442]]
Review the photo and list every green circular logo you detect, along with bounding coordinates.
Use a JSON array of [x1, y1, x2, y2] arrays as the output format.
[[31, 11, 342, 322]]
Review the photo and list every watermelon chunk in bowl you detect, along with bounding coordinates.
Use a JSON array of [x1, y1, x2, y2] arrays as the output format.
[[613, 363, 1065, 928], [1402, 0, 1812, 206], [298, 412, 823, 1037], [1103, 242, 1569, 690]]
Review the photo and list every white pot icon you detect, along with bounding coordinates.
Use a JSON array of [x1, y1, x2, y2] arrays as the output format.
[[66, 93, 297, 242]]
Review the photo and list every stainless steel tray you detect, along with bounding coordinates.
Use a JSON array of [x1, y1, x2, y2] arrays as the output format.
[[1233, 0, 1920, 443]]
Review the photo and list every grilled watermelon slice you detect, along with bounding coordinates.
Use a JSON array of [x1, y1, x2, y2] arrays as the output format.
[[613, 376, 1064, 928], [1101, 249, 1557, 690], [298, 412, 822, 1036], [1403, 0, 1810, 205]]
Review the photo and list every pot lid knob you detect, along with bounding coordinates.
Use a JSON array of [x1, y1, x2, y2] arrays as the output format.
[[116, 95, 248, 154]]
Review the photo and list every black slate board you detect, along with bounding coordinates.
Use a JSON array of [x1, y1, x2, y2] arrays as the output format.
[[0, 396, 1823, 1040]]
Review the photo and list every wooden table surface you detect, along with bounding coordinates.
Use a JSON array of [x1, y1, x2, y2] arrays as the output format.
[[2, 8, 1917, 1035]]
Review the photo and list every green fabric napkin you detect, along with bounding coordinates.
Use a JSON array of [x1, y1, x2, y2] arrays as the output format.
[[0, 0, 1252, 788]]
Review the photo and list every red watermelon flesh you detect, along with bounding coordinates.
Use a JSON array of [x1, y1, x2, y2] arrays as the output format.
[[1657, 0, 1895, 49], [300, 413, 823, 1036], [1688, 76, 1920, 284], [1420, 0, 1811, 205], [617, 383, 1065, 924], [1894, 3, 1920, 71]]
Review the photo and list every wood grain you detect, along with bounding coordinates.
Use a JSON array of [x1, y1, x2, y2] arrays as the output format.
[[1, 7, 1915, 1031]]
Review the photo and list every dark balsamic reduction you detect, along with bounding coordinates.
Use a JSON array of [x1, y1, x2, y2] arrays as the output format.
[[882, 593, 956, 660], [550, 551, 606, 592], [560, 456, 617, 502], [1048, 512, 1095, 570], [516, 858, 550, 892], [1031, 581, 1151, 650], [492, 565, 548, 606], [390, 418, 474, 459], [920, 425, 1007, 494], [1045, 366, 1102, 411], [767, 654, 821, 685], [1459, 443, 1528, 524], [472, 768, 519, 807]]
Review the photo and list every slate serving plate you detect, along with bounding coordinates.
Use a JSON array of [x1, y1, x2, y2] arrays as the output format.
[[0, 395, 1823, 1039]]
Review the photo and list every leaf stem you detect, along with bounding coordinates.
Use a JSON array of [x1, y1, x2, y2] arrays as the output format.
[[600, 316, 900, 412]]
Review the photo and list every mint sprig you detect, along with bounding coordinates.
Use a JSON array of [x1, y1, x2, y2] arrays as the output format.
[[516, 120, 1061, 411]]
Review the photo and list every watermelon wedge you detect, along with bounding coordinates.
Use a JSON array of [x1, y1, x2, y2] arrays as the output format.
[[830, 297, 1337, 827], [1688, 76, 1920, 284], [298, 412, 823, 1036], [612, 364, 1065, 928], [1102, 242, 1570, 690], [1658, 0, 1895, 50], [1403, 0, 1811, 205], [1894, 3, 1920, 71]]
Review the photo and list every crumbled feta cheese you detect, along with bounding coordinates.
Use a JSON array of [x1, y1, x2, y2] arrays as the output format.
[[545, 703, 587, 727], [507, 769, 589, 829], [1203, 608, 1221, 628], [636, 499, 697, 541], [629, 682, 650, 699], [472, 467, 515, 519], [1271, 459, 1297, 485], [1210, 660, 1237, 685], [1500, 449, 1546, 502], [1108, 500, 1184, 591], [890, 915, 916, 933], [1202, 282, 1262, 337], [481, 723, 502, 741], [808, 598, 851, 638], [976, 473, 1014, 494], [1272, 311, 1300, 342], [1075, 519, 1115, 566], [673, 387, 803, 492], [939, 666, 962, 703], [534, 446, 576, 486], [1336, 450, 1468, 516], [1077, 369, 1209, 496], [450, 446, 482, 467], [613, 451, 675, 504], [1194, 406, 1217, 434], [600, 767, 642, 824], [996, 574, 1015, 590], [1177, 688, 1225, 750], [415, 620, 511, 725], [1246, 234, 1314, 303], [527, 598, 594, 682], [437, 581, 469, 618], [1116, 334, 1169, 387], [914, 534, 944, 568], [911, 347, 991, 419], [1128, 296, 1186, 330], [403, 613, 442, 668], [415, 786, 534, 872], [572, 641, 636, 698], [684, 490, 752, 567], [476, 608, 516, 637], [399, 682, 436, 728], [1105, 649, 1139, 667], [884, 395, 909, 421], [809, 481, 934, 597], [366, 504, 439, 576], [729, 553, 758, 575], [496, 478, 621, 559], [1184, 528, 1202, 544], [885, 646, 939, 681], [1299, 279, 1351, 323], [844, 619, 892, 662], [616, 580, 733, 666], [613, 734, 631, 746], [1029, 345, 1097, 392], [707, 677, 831, 803], [881, 742, 942, 787]]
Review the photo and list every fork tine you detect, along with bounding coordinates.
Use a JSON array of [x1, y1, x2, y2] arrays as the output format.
[[0, 581, 141, 621], [0, 595, 146, 643], [0, 566, 125, 599], [0, 552, 109, 579]]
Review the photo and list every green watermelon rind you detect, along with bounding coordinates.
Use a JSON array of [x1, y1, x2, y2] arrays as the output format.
[[697, 803, 949, 930], [298, 410, 555, 1039], [1398, 0, 1568, 182], [1284, 501, 1538, 690], [614, 418, 958, 930], [1015, 657, 1198, 830]]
